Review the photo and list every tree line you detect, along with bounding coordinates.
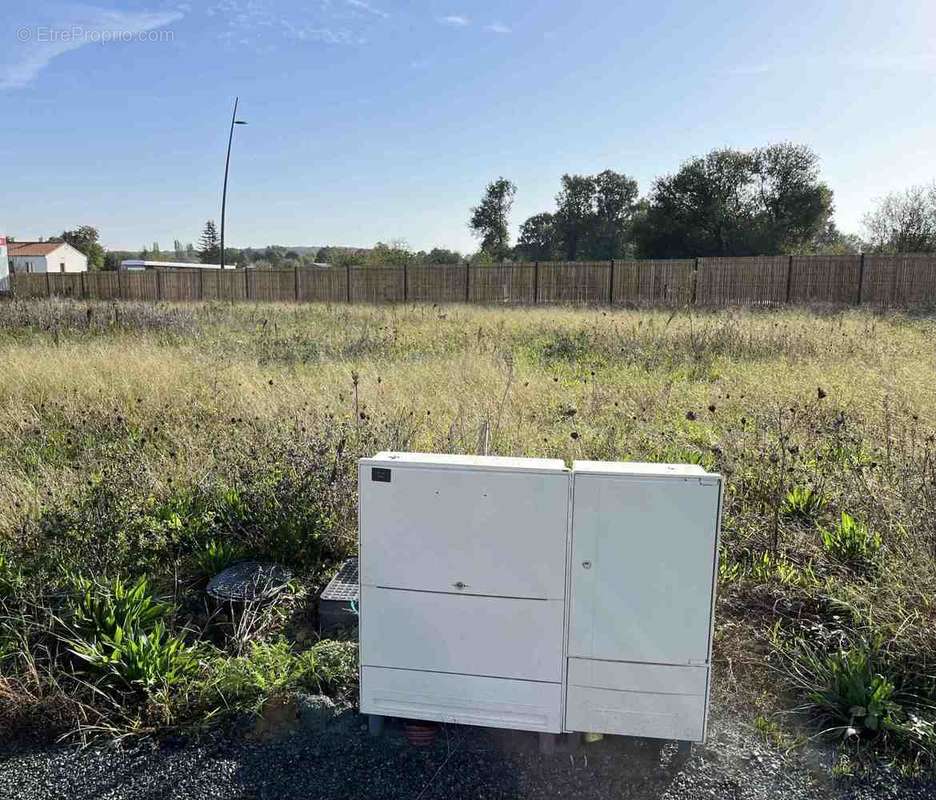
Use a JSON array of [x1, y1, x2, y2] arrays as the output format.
[[469, 143, 936, 262], [29, 142, 936, 272]]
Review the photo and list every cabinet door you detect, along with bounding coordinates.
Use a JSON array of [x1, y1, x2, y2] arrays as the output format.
[[360, 586, 564, 683], [360, 465, 569, 599], [568, 475, 719, 665]]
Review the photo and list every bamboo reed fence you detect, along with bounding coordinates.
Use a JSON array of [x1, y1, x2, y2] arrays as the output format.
[[7, 254, 936, 308]]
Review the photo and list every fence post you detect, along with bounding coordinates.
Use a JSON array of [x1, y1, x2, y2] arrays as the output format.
[[156, 270, 163, 302], [199, 270, 205, 301], [242, 269, 249, 302], [80, 271, 86, 300], [856, 252, 865, 305], [464, 263, 470, 303], [785, 254, 794, 304], [691, 258, 700, 306], [403, 263, 408, 303], [46, 271, 51, 298], [346, 264, 351, 303], [608, 260, 614, 305], [533, 261, 540, 304], [294, 265, 300, 303]]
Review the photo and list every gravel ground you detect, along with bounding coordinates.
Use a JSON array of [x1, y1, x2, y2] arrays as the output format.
[[1, 708, 933, 800]]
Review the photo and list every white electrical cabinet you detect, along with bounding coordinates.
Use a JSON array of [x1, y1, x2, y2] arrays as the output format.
[[565, 460, 721, 742], [358, 453, 722, 745], [358, 452, 570, 733]]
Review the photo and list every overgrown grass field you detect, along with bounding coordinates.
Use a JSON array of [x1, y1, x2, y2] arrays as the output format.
[[1, 299, 935, 769]]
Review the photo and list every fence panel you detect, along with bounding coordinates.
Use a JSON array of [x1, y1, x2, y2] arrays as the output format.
[[788, 255, 861, 304], [349, 266, 404, 303], [83, 271, 121, 300], [248, 269, 296, 302], [407, 264, 467, 303], [696, 256, 788, 306], [159, 270, 201, 302], [199, 271, 222, 301], [11, 274, 48, 298], [538, 262, 610, 304], [120, 271, 157, 301], [612, 259, 694, 305], [219, 270, 248, 302], [468, 264, 536, 304], [298, 268, 347, 303], [861, 255, 936, 307], [895, 255, 936, 305], [47, 273, 83, 299]]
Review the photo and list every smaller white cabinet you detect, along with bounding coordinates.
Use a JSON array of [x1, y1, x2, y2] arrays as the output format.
[[565, 461, 721, 742]]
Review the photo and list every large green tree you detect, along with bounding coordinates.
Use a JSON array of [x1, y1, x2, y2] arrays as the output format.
[[590, 170, 640, 259], [59, 225, 105, 269], [469, 178, 516, 260], [554, 174, 597, 260], [516, 212, 558, 260], [521, 170, 639, 261], [634, 143, 833, 258]]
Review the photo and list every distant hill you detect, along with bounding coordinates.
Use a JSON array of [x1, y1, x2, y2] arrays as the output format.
[[273, 246, 322, 256]]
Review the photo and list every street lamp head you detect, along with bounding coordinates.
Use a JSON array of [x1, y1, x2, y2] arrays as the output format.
[[234, 120, 248, 125]]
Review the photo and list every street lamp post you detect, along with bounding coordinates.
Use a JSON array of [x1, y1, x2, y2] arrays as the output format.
[[220, 97, 247, 269]]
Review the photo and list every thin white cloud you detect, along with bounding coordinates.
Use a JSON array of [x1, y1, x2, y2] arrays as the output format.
[[209, 0, 373, 49], [485, 22, 510, 34], [1, 7, 183, 90], [346, 0, 388, 19], [439, 15, 470, 27], [288, 26, 357, 45]]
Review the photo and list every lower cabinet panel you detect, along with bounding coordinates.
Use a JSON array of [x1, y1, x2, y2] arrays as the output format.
[[360, 586, 564, 682], [567, 659, 708, 695], [361, 666, 562, 733], [565, 685, 706, 741]]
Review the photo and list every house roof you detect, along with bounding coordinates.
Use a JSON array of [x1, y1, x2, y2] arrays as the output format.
[[8, 241, 66, 257]]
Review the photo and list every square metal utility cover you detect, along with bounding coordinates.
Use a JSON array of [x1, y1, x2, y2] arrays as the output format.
[[319, 558, 359, 634]]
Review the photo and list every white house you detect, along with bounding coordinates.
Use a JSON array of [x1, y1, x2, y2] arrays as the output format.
[[0, 236, 8, 291], [8, 241, 88, 274]]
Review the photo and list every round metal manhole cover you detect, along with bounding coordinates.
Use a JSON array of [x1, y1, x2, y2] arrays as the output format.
[[207, 561, 292, 602]]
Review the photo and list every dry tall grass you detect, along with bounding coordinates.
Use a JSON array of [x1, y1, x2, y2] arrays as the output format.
[[1, 299, 936, 760]]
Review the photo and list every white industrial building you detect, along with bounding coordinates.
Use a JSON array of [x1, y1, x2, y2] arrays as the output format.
[[119, 260, 230, 271], [8, 241, 88, 274]]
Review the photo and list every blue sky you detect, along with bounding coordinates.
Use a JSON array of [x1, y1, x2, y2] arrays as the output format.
[[2, 1, 934, 252]]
